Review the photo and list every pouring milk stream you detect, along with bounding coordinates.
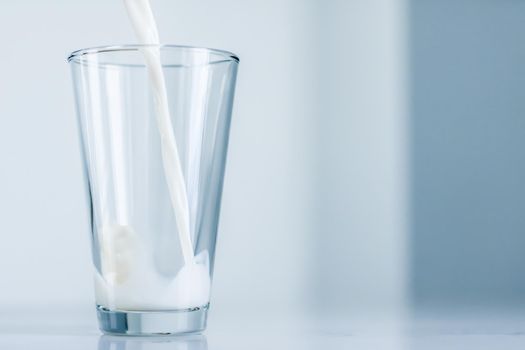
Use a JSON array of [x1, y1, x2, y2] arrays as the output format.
[[94, 0, 211, 311]]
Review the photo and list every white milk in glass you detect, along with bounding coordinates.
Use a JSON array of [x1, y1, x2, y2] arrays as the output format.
[[94, 0, 211, 311]]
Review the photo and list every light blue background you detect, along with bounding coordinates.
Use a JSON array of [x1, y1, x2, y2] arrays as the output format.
[[410, 0, 525, 308], [0, 0, 523, 323]]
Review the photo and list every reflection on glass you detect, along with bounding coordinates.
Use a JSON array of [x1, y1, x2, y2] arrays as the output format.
[[98, 334, 207, 350]]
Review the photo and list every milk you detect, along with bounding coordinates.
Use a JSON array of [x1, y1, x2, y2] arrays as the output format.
[[95, 0, 211, 311], [123, 0, 193, 264], [95, 225, 210, 310]]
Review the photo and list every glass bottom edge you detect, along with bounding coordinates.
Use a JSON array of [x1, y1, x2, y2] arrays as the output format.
[[96, 304, 209, 336]]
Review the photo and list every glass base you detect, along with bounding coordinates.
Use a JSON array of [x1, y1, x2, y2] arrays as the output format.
[[96, 304, 209, 336]]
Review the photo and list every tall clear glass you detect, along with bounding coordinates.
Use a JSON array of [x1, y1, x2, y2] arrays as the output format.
[[68, 45, 239, 335]]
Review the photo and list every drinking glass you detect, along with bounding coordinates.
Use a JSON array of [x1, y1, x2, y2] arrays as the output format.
[[68, 45, 239, 335]]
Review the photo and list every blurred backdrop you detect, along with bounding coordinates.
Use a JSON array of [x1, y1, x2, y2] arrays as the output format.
[[0, 0, 524, 324]]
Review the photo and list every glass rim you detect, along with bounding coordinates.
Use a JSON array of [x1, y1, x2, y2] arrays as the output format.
[[67, 44, 240, 67]]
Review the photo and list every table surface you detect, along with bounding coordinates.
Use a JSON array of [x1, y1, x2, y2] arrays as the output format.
[[3, 309, 525, 349]]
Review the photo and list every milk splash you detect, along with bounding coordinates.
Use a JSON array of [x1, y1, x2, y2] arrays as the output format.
[[94, 0, 210, 311]]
